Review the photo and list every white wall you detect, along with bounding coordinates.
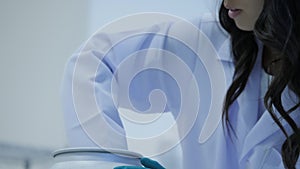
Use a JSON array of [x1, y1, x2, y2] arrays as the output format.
[[0, 0, 89, 149], [87, 0, 213, 35]]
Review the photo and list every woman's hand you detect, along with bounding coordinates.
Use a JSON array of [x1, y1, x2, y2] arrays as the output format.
[[114, 157, 165, 169]]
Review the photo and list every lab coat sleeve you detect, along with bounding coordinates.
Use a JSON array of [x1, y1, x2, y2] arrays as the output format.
[[61, 14, 230, 151], [61, 23, 177, 148], [61, 42, 128, 148]]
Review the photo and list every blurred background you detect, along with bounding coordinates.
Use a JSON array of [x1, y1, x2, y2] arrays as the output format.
[[0, 0, 212, 168]]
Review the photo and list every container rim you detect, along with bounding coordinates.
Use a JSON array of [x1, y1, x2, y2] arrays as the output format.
[[52, 147, 143, 159]]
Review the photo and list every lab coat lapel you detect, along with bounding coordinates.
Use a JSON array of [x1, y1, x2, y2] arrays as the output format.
[[240, 109, 282, 160], [240, 91, 300, 162]]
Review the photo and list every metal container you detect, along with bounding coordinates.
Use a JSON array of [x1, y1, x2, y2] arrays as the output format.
[[50, 147, 142, 169]]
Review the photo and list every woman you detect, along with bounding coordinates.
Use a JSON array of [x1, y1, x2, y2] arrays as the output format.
[[61, 0, 300, 168], [219, 0, 300, 168], [115, 0, 300, 168]]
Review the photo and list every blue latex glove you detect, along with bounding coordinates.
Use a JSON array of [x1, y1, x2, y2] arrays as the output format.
[[114, 157, 165, 169]]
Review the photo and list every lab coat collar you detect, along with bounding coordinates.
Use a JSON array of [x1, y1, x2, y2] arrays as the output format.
[[217, 37, 234, 62], [233, 39, 263, 161], [196, 13, 234, 63], [240, 99, 300, 163]]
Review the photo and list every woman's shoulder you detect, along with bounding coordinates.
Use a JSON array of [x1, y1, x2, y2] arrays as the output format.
[[167, 13, 231, 58], [190, 13, 229, 43]]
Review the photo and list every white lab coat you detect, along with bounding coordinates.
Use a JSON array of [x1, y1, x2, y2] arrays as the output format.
[[61, 13, 300, 169]]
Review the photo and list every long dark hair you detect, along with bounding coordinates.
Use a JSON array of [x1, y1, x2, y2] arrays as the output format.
[[219, 0, 300, 168]]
